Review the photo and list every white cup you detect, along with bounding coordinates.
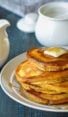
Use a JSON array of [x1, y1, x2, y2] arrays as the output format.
[[35, 2, 68, 47]]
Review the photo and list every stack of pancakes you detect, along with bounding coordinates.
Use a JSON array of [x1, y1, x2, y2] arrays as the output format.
[[15, 47, 68, 105]]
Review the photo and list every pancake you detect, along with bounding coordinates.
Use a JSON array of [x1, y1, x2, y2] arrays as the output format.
[[20, 82, 65, 94], [21, 88, 68, 105], [15, 47, 68, 105], [21, 69, 68, 83], [27, 48, 68, 71], [21, 88, 49, 104], [20, 79, 68, 94], [15, 60, 43, 83]]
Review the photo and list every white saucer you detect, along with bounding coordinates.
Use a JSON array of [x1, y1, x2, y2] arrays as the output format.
[[17, 13, 38, 33], [17, 18, 35, 33]]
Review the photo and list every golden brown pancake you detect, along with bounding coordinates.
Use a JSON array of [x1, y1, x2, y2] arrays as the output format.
[[20, 69, 68, 83], [15, 47, 68, 105], [27, 48, 68, 71], [21, 88, 49, 104], [21, 88, 68, 105], [20, 81, 68, 94], [15, 60, 43, 83]]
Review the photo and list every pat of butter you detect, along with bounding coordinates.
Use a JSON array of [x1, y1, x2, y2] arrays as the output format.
[[44, 47, 67, 57]]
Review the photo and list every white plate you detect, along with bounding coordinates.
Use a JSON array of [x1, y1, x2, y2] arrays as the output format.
[[1, 53, 68, 112]]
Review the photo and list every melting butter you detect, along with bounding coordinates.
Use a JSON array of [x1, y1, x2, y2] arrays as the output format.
[[44, 47, 67, 57]]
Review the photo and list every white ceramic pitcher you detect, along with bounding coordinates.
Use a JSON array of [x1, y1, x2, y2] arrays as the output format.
[[0, 19, 10, 67]]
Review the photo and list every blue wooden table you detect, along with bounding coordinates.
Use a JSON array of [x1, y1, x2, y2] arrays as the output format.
[[0, 7, 68, 117]]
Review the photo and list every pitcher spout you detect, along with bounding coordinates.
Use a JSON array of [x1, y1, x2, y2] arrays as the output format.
[[0, 19, 10, 29]]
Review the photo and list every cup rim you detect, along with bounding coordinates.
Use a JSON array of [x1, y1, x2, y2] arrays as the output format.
[[38, 2, 68, 21]]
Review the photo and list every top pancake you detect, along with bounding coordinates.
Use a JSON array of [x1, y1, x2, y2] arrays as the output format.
[[27, 48, 68, 71]]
